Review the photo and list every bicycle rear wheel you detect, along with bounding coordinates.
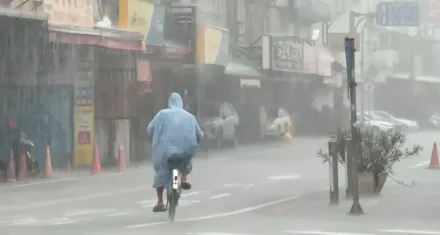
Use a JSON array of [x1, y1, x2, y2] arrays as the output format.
[[168, 188, 178, 222]]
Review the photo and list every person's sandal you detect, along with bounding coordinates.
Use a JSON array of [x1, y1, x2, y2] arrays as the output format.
[[181, 182, 192, 190], [152, 205, 167, 213]]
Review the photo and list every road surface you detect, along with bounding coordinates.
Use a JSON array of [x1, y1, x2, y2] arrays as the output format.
[[0, 132, 439, 235]]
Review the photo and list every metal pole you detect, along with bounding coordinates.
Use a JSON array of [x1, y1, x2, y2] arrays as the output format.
[[328, 139, 339, 205], [345, 138, 353, 199], [344, 10, 356, 200], [345, 37, 364, 215], [360, 26, 365, 123]]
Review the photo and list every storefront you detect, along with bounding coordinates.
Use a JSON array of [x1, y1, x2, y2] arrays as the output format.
[[260, 35, 333, 135]]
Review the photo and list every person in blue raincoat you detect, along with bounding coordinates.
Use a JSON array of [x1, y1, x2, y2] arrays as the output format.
[[147, 92, 203, 212]]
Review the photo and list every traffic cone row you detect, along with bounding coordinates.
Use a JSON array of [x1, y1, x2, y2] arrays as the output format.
[[5, 142, 127, 182], [90, 142, 127, 175]]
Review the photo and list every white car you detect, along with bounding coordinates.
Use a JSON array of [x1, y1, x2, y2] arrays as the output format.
[[200, 102, 239, 148], [428, 112, 440, 129], [260, 107, 291, 140], [356, 113, 395, 133], [370, 111, 419, 131]]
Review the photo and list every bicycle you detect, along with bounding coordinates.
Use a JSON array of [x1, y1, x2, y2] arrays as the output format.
[[166, 156, 185, 222]]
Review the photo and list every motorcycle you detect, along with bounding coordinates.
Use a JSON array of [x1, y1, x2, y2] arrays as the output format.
[[18, 133, 41, 177]]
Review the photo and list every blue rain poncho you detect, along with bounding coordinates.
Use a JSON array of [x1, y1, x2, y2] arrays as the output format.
[[147, 93, 203, 188]]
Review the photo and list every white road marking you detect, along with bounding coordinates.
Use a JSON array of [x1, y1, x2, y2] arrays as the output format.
[[139, 199, 156, 204], [182, 191, 204, 197], [209, 193, 231, 199], [409, 161, 430, 168], [266, 174, 302, 181], [378, 229, 440, 234], [8, 218, 40, 226], [188, 233, 255, 235], [6, 172, 126, 189], [141, 199, 200, 208], [51, 218, 77, 225], [179, 200, 201, 206], [125, 195, 300, 228], [243, 184, 254, 190], [126, 221, 169, 228], [224, 183, 244, 188], [285, 231, 374, 235], [66, 209, 116, 217], [106, 212, 129, 217], [0, 186, 146, 212]]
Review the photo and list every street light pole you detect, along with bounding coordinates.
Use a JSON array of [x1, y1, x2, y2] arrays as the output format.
[[345, 36, 364, 215]]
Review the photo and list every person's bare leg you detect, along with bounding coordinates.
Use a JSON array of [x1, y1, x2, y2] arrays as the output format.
[[156, 186, 164, 206], [181, 174, 192, 190], [181, 173, 188, 183]]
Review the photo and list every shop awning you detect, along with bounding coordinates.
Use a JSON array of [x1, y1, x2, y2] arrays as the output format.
[[0, 7, 48, 21], [225, 62, 262, 77]]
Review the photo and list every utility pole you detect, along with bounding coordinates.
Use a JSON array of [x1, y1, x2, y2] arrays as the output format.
[[345, 37, 363, 215], [344, 10, 356, 199]]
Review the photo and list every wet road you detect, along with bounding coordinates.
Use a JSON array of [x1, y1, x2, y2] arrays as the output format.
[[1, 132, 440, 235]]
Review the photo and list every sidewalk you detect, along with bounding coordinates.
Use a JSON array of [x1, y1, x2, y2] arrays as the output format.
[[266, 175, 440, 226]]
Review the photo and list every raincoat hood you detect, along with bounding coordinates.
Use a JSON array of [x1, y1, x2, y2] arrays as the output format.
[[168, 93, 183, 109]]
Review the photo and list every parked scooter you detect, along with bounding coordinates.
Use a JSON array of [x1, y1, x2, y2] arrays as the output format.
[[15, 132, 40, 177]]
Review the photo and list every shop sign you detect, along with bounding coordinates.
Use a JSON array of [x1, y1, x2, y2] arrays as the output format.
[[262, 36, 304, 73], [44, 0, 94, 27]]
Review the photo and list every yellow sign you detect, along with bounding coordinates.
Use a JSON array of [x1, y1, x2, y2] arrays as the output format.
[[119, 0, 154, 35], [196, 25, 230, 65], [44, 0, 94, 27], [74, 105, 94, 165]]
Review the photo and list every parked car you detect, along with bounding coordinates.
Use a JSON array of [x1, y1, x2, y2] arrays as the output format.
[[356, 113, 395, 133], [427, 112, 440, 129], [260, 106, 291, 140], [369, 110, 419, 131], [199, 102, 239, 148]]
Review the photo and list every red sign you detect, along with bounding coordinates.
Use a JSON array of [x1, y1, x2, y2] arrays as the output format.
[[77, 131, 91, 145], [137, 60, 152, 93]]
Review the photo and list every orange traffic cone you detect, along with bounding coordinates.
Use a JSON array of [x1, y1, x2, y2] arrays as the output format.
[[43, 146, 53, 178], [17, 151, 28, 181], [6, 150, 16, 182], [428, 142, 439, 169], [117, 143, 126, 171], [91, 144, 101, 174]]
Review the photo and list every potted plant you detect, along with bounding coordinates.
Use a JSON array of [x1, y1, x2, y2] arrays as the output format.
[[317, 129, 422, 195]]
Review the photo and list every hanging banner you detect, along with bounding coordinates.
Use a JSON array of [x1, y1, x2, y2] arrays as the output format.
[[196, 25, 230, 66], [119, 0, 165, 46]]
